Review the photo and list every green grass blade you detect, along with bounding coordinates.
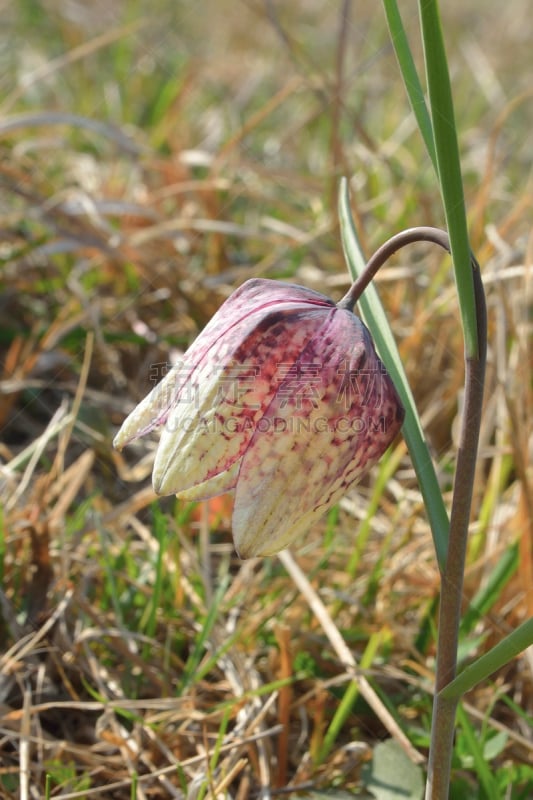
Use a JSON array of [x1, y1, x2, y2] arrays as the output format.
[[177, 572, 231, 693], [382, 0, 437, 171], [459, 542, 519, 637], [418, 0, 479, 359], [440, 617, 533, 700], [98, 526, 125, 627], [346, 443, 404, 580], [196, 706, 233, 800], [456, 704, 500, 800], [339, 178, 449, 569], [130, 772, 138, 800], [383, 0, 480, 358], [497, 691, 533, 732], [317, 629, 385, 764], [140, 504, 168, 659]]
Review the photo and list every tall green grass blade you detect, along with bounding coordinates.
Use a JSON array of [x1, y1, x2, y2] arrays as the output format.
[[195, 706, 233, 800], [459, 542, 518, 637], [383, 0, 480, 358], [317, 629, 385, 764], [188, 627, 241, 688], [346, 443, 404, 580], [210, 705, 232, 772], [140, 504, 168, 659], [418, 0, 479, 359], [178, 572, 231, 693], [456, 704, 500, 800], [382, 0, 437, 171], [130, 772, 138, 800], [440, 617, 533, 700], [470, 453, 514, 561], [339, 178, 449, 569], [497, 691, 533, 731], [98, 526, 125, 627]]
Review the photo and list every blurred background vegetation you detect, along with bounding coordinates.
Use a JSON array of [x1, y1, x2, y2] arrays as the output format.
[[0, 1, 532, 797]]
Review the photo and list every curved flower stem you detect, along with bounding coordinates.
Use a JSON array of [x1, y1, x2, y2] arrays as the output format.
[[339, 226, 487, 797], [338, 226, 457, 312]]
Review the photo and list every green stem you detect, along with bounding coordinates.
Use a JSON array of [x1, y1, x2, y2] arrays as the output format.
[[374, 1, 489, 792]]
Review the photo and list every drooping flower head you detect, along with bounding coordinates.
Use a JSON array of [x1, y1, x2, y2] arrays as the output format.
[[114, 278, 404, 557]]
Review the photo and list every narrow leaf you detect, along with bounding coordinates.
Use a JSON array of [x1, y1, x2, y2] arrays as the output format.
[[440, 617, 533, 700], [339, 178, 449, 568], [382, 0, 436, 170], [418, 0, 479, 359]]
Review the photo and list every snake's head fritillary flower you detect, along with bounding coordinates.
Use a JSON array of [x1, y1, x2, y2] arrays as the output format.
[[114, 278, 404, 558]]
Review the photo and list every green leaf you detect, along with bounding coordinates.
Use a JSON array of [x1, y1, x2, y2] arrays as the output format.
[[439, 617, 533, 701], [418, 0, 479, 359], [338, 178, 449, 569], [382, 0, 436, 170], [362, 739, 424, 800], [383, 0, 480, 360]]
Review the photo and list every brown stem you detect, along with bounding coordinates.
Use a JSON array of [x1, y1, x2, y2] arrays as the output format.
[[337, 226, 455, 312], [426, 255, 486, 799]]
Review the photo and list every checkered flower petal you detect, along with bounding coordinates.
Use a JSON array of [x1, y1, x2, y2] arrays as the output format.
[[114, 278, 404, 557]]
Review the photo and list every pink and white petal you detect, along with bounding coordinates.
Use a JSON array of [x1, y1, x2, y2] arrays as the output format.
[[177, 278, 334, 380], [153, 306, 331, 496], [233, 308, 403, 557], [232, 398, 372, 557], [181, 284, 334, 384], [174, 460, 239, 502], [113, 363, 185, 450], [236, 480, 345, 558], [114, 279, 332, 454]]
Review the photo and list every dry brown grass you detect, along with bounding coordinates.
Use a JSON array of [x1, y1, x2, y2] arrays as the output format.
[[0, 1, 532, 797]]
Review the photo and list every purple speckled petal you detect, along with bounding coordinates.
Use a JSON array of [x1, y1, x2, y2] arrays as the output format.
[[177, 278, 334, 370], [232, 308, 404, 557], [115, 278, 333, 454], [114, 277, 404, 559], [153, 282, 337, 496]]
